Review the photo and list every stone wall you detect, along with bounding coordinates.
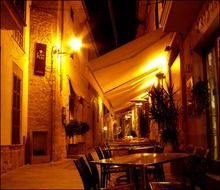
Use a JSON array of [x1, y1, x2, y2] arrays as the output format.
[[1, 145, 25, 174], [28, 0, 66, 163]]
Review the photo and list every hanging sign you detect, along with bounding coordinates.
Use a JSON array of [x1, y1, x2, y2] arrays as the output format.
[[34, 43, 46, 76]]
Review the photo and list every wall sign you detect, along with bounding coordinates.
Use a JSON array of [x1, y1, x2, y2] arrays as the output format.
[[195, 1, 219, 33], [34, 43, 46, 76]]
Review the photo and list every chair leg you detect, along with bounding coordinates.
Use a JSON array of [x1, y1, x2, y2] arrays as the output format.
[[101, 165, 106, 188]]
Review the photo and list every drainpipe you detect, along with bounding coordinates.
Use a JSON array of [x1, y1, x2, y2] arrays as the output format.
[[51, 46, 55, 162]]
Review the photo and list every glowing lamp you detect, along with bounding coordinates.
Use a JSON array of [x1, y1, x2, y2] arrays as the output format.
[[70, 37, 82, 52]]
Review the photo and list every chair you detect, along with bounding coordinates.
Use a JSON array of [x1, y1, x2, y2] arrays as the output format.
[[74, 155, 134, 190], [74, 156, 97, 189], [86, 152, 100, 189], [146, 145, 165, 182], [149, 146, 209, 190], [95, 145, 130, 187], [127, 145, 165, 188], [149, 181, 183, 190], [181, 146, 208, 190], [190, 146, 209, 190], [185, 144, 195, 153]]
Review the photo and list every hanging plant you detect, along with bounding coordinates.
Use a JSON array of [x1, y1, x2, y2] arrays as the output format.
[[65, 120, 90, 137], [79, 122, 90, 134], [192, 78, 209, 115], [65, 119, 79, 137]]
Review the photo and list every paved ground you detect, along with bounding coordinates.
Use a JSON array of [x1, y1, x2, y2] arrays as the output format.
[[1, 156, 219, 190], [0, 159, 84, 189], [0, 158, 174, 190]]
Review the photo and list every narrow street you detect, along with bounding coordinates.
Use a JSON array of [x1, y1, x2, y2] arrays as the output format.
[[1, 159, 83, 189]]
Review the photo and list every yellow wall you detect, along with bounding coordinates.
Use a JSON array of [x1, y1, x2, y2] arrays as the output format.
[[1, 0, 30, 145]]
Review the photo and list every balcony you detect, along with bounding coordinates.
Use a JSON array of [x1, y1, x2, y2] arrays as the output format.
[[1, 0, 26, 31], [160, 0, 203, 33]]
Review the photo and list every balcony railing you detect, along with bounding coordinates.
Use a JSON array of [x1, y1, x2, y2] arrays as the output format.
[[12, 30, 24, 49]]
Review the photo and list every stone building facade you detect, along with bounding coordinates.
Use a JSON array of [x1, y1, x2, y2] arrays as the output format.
[[27, 0, 105, 164], [1, 0, 30, 173], [145, 0, 220, 160], [1, 0, 108, 173]]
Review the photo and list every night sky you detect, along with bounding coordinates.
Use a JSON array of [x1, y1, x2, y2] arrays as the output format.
[[84, 0, 137, 55]]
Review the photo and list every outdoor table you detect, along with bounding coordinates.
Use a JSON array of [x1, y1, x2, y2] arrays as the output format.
[[91, 153, 194, 189], [108, 139, 153, 147], [108, 145, 155, 156]]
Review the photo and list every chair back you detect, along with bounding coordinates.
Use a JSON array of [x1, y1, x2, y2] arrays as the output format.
[[195, 146, 209, 158], [95, 146, 105, 159], [194, 146, 209, 190], [103, 143, 112, 158], [183, 146, 209, 190], [86, 152, 100, 187], [154, 145, 164, 153], [73, 156, 97, 189], [185, 144, 195, 153]]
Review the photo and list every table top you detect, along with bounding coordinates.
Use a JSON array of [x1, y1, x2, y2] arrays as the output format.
[[108, 145, 155, 151], [108, 140, 153, 147], [92, 153, 193, 167]]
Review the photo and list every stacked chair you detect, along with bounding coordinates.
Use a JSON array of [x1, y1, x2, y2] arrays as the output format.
[[73, 154, 134, 190], [149, 145, 209, 190]]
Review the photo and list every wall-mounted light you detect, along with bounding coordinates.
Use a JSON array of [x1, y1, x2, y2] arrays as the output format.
[[52, 37, 83, 59], [52, 46, 71, 58], [69, 37, 82, 52]]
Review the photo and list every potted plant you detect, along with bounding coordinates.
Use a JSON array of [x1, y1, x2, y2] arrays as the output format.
[[65, 119, 79, 143], [192, 78, 209, 116], [65, 120, 90, 143], [79, 122, 90, 134], [148, 82, 179, 152]]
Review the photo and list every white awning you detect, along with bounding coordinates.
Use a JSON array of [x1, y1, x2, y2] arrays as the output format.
[[88, 29, 174, 112]]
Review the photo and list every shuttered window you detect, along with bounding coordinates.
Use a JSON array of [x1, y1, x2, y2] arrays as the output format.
[[12, 74, 21, 144]]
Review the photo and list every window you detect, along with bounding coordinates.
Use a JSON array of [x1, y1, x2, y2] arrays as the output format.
[[12, 64, 22, 144], [155, 0, 163, 29], [205, 37, 220, 160], [10, 0, 26, 20]]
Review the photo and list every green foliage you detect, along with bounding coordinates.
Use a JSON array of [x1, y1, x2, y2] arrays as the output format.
[[192, 79, 209, 115], [149, 83, 179, 147], [65, 120, 89, 137], [79, 122, 90, 134]]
